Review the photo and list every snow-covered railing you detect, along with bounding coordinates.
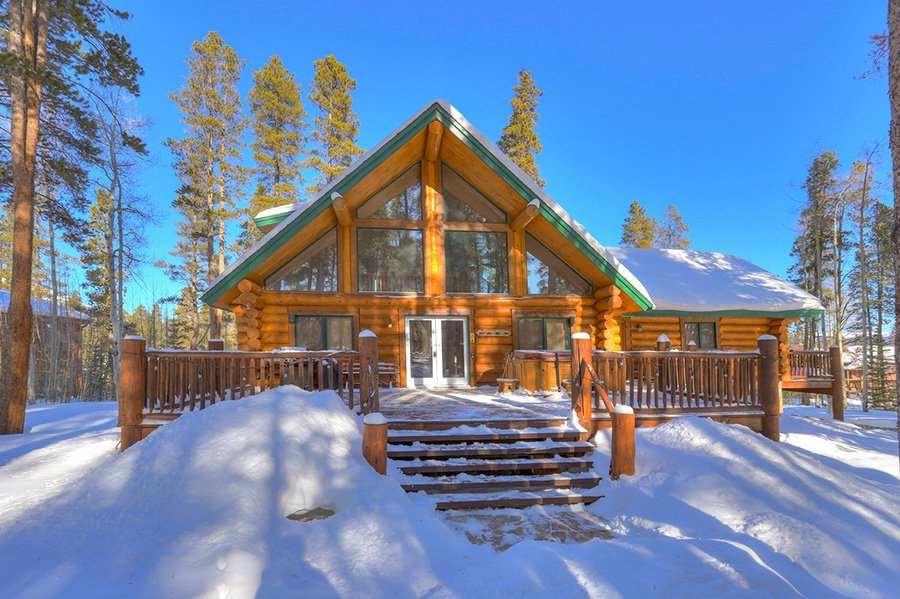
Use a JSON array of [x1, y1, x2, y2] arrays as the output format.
[[788, 350, 832, 380], [118, 335, 383, 451]]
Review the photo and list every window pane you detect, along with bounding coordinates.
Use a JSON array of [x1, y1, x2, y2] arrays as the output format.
[[294, 317, 324, 350], [326, 317, 353, 350], [267, 229, 337, 292], [442, 165, 505, 223], [699, 323, 716, 350], [526, 234, 592, 296], [356, 164, 422, 220], [544, 319, 570, 350], [683, 322, 699, 348], [518, 318, 544, 350], [445, 231, 509, 293], [409, 319, 433, 378], [441, 320, 466, 378], [358, 228, 424, 292]]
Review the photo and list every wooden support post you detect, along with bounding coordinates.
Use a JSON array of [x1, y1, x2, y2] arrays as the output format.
[[656, 336, 669, 351], [687, 340, 698, 351], [571, 332, 593, 422], [424, 120, 444, 162], [331, 193, 352, 227], [829, 345, 845, 422], [610, 405, 635, 479], [510, 199, 540, 232], [362, 412, 388, 474], [358, 330, 379, 414], [119, 336, 146, 451], [758, 335, 781, 442]]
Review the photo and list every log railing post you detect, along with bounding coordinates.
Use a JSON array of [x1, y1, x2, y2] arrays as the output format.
[[208, 339, 223, 403], [656, 334, 671, 351], [362, 412, 388, 474], [358, 330, 379, 414], [758, 335, 781, 442], [208, 339, 224, 351], [829, 345, 845, 422], [120, 336, 146, 451], [570, 332, 592, 423], [610, 404, 635, 479]]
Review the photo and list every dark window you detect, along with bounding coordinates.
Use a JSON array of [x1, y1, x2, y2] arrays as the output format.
[[357, 228, 424, 292], [517, 317, 571, 350], [356, 164, 422, 220], [445, 230, 509, 294], [442, 164, 505, 223], [683, 321, 717, 350], [266, 229, 337, 292], [293, 315, 353, 350], [526, 234, 592, 296]]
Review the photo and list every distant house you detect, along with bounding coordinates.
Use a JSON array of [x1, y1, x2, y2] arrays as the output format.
[[0, 290, 90, 399], [201, 100, 822, 387]]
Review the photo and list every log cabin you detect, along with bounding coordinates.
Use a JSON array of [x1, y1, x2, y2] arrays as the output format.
[[201, 100, 822, 388]]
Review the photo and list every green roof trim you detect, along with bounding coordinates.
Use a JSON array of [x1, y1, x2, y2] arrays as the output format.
[[201, 102, 654, 309], [622, 309, 824, 319], [254, 211, 293, 228]]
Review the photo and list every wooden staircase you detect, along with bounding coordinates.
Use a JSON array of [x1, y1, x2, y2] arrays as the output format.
[[387, 417, 603, 510]]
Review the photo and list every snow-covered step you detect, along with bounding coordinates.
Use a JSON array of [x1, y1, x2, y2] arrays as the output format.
[[398, 457, 593, 476], [433, 488, 604, 510], [387, 440, 593, 460], [402, 473, 601, 494], [387, 417, 567, 431], [387, 427, 582, 445]]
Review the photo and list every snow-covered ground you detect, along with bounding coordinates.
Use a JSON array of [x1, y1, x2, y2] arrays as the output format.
[[0, 390, 897, 598]]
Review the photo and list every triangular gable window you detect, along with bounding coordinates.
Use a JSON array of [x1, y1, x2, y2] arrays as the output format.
[[265, 229, 338, 292], [356, 164, 422, 220], [442, 164, 505, 223], [526, 234, 592, 296]]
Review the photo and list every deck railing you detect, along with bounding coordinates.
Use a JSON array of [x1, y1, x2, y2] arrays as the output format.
[[503, 348, 761, 410], [788, 349, 832, 380], [119, 333, 382, 451], [144, 349, 360, 414]]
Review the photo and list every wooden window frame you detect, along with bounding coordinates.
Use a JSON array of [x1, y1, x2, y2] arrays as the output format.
[[680, 317, 719, 350], [291, 313, 356, 350], [512, 310, 577, 351]]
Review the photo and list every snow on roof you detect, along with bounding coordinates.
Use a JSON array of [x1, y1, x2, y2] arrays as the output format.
[[255, 199, 315, 223], [605, 247, 824, 315], [0, 289, 91, 321], [208, 100, 651, 307]]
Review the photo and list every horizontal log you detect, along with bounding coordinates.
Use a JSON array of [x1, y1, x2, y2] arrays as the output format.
[[238, 279, 263, 294]]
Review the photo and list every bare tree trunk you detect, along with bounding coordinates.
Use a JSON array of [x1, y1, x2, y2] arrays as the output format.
[[858, 153, 874, 411], [887, 0, 900, 468], [47, 215, 59, 401], [1, 0, 48, 434]]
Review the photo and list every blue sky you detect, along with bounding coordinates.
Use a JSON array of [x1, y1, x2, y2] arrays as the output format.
[[115, 0, 889, 310]]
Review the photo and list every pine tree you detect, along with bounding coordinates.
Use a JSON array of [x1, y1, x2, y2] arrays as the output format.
[[167, 32, 246, 341], [0, 0, 140, 434], [620, 200, 657, 248], [242, 55, 307, 248], [498, 69, 545, 187], [306, 55, 363, 192], [657, 204, 691, 248]]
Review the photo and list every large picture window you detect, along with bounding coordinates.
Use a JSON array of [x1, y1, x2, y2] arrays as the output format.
[[357, 228, 424, 292], [517, 317, 571, 350], [293, 315, 353, 350], [356, 164, 422, 220], [442, 165, 505, 223], [445, 230, 509, 294], [683, 321, 717, 350], [526, 234, 592, 296], [266, 229, 338, 292]]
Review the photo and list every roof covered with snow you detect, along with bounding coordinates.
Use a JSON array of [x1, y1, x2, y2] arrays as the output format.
[[0, 289, 90, 321], [203, 100, 652, 309], [605, 248, 824, 316]]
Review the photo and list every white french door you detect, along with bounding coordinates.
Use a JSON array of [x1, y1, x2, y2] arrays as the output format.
[[405, 316, 470, 387]]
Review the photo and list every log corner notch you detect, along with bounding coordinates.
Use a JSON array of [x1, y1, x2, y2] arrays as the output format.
[[424, 120, 444, 163], [119, 336, 146, 452], [757, 334, 782, 442], [233, 278, 265, 351], [595, 285, 624, 351]]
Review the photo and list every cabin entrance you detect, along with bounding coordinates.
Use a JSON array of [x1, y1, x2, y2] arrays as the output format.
[[404, 316, 470, 388]]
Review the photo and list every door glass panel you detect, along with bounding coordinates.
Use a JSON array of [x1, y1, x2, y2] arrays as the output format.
[[441, 320, 466, 379], [409, 320, 433, 378]]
